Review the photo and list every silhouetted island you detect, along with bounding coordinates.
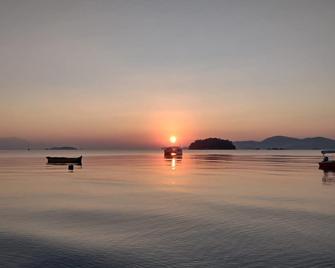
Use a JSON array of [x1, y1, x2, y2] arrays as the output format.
[[234, 136, 335, 149], [46, 146, 78, 150], [189, 138, 236, 150]]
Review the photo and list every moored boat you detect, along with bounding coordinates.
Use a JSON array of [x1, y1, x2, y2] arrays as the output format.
[[319, 150, 335, 171], [47, 156, 82, 165], [163, 146, 183, 158]]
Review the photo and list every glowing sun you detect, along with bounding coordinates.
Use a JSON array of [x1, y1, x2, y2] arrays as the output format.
[[169, 135, 177, 144]]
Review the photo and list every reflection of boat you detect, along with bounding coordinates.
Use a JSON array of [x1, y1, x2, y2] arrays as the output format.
[[164, 154, 182, 170], [47, 156, 82, 165], [322, 171, 335, 184], [319, 150, 335, 171], [163, 146, 183, 158]]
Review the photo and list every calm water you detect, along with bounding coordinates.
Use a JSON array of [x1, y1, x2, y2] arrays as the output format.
[[1, 150, 335, 268]]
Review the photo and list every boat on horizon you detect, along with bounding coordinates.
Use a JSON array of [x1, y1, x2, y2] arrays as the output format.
[[47, 156, 82, 165], [163, 146, 183, 158], [319, 150, 335, 171]]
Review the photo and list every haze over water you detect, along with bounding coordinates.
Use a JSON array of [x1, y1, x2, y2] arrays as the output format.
[[1, 150, 335, 267]]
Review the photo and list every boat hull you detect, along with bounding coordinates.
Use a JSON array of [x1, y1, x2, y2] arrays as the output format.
[[47, 156, 82, 165], [319, 161, 335, 171], [164, 146, 183, 158]]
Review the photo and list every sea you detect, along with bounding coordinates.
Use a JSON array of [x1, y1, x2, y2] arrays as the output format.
[[0, 150, 335, 268]]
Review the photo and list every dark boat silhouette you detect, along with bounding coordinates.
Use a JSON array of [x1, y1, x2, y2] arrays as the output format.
[[319, 161, 335, 170], [47, 156, 82, 165], [319, 150, 335, 171], [163, 146, 183, 158]]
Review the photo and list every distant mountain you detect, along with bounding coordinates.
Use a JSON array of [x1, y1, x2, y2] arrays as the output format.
[[0, 137, 30, 149], [234, 136, 335, 149], [189, 138, 236, 150]]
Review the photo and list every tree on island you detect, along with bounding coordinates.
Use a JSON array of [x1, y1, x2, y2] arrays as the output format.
[[189, 138, 236, 150]]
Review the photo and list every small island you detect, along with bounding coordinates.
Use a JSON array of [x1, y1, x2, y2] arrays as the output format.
[[45, 146, 78, 150], [189, 138, 236, 150]]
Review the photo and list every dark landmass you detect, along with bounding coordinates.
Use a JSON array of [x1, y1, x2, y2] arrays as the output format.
[[46, 146, 78, 150], [1, 135, 335, 150], [0, 137, 30, 149], [189, 138, 236, 150], [234, 136, 335, 149]]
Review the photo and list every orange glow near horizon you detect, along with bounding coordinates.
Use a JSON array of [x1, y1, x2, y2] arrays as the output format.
[[147, 110, 197, 147], [1, 1, 335, 148]]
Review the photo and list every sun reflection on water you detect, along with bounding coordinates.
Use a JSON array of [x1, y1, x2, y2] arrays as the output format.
[[171, 158, 176, 170]]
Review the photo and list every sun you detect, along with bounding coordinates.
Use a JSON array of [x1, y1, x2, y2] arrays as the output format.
[[169, 135, 177, 144]]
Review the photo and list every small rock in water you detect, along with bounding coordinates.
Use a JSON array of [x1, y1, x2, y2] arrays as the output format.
[[68, 164, 74, 171]]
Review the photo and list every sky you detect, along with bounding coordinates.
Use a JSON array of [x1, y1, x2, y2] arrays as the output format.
[[0, 0, 335, 148]]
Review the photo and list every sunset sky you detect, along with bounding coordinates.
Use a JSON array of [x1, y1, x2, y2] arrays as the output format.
[[1, 0, 335, 148]]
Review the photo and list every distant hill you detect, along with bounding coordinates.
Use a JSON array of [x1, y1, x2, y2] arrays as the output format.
[[189, 138, 236, 150], [0, 137, 30, 149], [234, 136, 335, 149]]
